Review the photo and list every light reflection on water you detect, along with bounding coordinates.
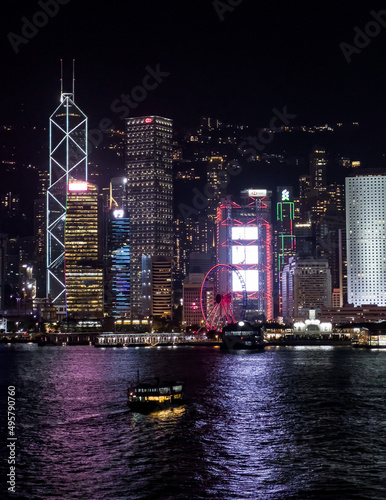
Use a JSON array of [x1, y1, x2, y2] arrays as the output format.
[[0, 344, 385, 499]]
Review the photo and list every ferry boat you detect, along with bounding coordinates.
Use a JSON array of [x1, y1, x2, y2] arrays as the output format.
[[127, 377, 184, 413], [221, 321, 264, 350]]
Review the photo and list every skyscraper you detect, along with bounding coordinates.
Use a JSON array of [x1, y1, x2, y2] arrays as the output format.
[[318, 185, 346, 307], [142, 255, 173, 318], [206, 156, 227, 222], [346, 171, 386, 307], [109, 210, 130, 318], [275, 186, 296, 315], [309, 146, 327, 193], [0, 234, 6, 311], [65, 181, 103, 318], [105, 179, 130, 319], [109, 177, 128, 211], [182, 273, 208, 328], [281, 256, 332, 320], [125, 116, 173, 317], [217, 189, 273, 322], [309, 146, 328, 229], [47, 71, 88, 305]]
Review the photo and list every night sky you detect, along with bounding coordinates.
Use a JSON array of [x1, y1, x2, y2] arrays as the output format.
[[2, 0, 386, 138]]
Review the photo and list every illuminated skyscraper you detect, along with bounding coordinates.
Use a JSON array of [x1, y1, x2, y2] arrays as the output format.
[[310, 145, 327, 193], [110, 177, 128, 211], [217, 189, 273, 322], [142, 255, 173, 318], [174, 215, 213, 280], [109, 210, 130, 318], [34, 168, 49, 298], [0, 234, 6, 311], [206, 157, 227, 222], [318, 185, 346, 307], [275, 186, 296, 315], [125, 116, 173, 317], [308, 146, 329, 227], [105, 179, 130, 318], [281, 256, 332, 320], [182, 273, 209, 328], [47, 66, 88, 305], [346, 172, 386, 307], [297, 174, 311, 215], [65, 181, 103, 318]]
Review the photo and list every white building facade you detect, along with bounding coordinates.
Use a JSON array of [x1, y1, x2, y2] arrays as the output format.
[[346, 173, 386, 307]]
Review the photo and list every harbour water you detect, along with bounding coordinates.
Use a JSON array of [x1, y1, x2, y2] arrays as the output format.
[[1, 344, 385, 499]]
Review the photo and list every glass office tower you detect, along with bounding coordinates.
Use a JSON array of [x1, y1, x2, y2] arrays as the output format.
[[125, 116, 173, 317], [65, 181, 103, 318]]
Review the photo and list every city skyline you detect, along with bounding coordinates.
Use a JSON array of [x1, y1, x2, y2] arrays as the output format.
[[2, 1, 386, 328], [2, 5, 386, 500], [2, 101, 386, 326]]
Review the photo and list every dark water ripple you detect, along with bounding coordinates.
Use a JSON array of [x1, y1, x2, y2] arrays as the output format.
[[1, 344, 386, 499]]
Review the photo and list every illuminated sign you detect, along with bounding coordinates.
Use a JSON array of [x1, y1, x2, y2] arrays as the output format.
[[232, 226, 258, 240], [281, 189, 290, 201], [232, 270, 259, 292], [144, 117, 153, 123], [248, 189, 267, 197], [232, 245, 258, 265], [68, 182, 88, 191], [113, 209, 124, 218]]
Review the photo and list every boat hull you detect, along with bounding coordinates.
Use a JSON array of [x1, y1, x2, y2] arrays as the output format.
[[221, 334, 264, 350], [128, 400, 183, 414], [221, 322, 265, 350]]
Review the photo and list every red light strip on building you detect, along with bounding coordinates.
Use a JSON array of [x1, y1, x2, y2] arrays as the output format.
[[265, 221, 273, 320]]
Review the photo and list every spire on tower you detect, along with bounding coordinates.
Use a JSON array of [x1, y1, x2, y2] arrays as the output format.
[[60, 58, 75, 103], [60, 58, 63, 98], [72, 58, 75, 96]]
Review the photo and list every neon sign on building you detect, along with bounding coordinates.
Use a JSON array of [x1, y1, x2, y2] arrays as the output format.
[[68, 182, 88, 191], [248, 189, 267, 197], [281, 189, 290, 201]]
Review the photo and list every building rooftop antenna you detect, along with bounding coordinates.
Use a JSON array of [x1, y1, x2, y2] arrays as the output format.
[[60, 58, 75, 102], [60, 58, 63, 100], [72, 58, 75, 97]]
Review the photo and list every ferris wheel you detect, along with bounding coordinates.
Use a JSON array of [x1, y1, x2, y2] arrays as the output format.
[[200, 264, 247, 331]]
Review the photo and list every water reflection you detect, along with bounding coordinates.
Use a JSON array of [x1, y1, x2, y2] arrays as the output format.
[[0, 345, 385, 499], [131, 405, 187, 422]]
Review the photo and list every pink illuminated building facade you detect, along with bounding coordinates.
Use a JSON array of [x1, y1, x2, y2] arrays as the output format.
[[217, 189, 273, 322]]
